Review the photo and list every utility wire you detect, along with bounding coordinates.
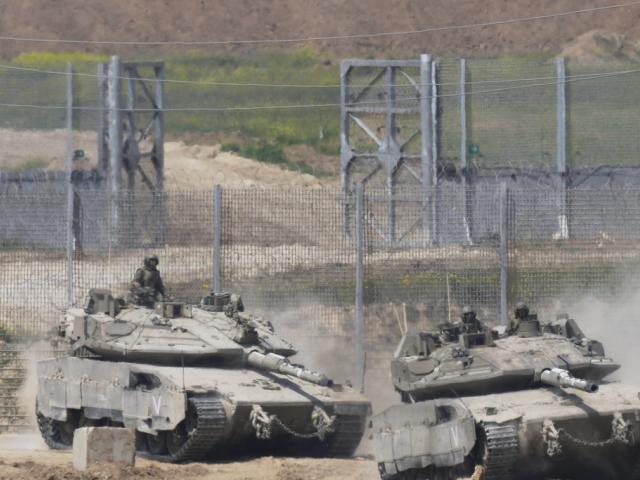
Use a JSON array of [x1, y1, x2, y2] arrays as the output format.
[[0, 2, 638, 45], [0, 68, 637, 112], [1, 62, 640, 89]]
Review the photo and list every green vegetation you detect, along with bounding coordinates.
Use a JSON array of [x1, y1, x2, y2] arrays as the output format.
[[220, 140, 317, 175], [3, 48, 640, 171]]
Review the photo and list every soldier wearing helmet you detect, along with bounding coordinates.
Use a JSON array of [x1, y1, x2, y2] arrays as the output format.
[[509, 302, 531, 335], [460, 305, 484, 334], [130, 255, 165, 307]]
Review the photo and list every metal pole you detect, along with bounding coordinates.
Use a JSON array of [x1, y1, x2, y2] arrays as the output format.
[[460, 58, 473, 245], [355, 183, 365, 393], [212, 184, 222, 294], [107, 56, 122, 246], [154, 64, 166, 245], [386, 66, 397, 244], [340, 62, 352, 240], [420, 54, 433, 245], [431, 60, 439, 244], [65, 63, 74, 307], [556, 57, 568, 239], [96, 63, 107, 175], [499, 182, 509, 326]]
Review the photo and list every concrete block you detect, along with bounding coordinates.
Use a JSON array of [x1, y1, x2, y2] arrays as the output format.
[[73, 427, 136, 471]]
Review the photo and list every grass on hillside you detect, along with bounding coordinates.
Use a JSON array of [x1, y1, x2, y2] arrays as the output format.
[[2, 49, 640, 173]]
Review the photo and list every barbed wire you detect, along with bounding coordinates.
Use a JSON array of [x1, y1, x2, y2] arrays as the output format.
[[0, 2, 638, 45]]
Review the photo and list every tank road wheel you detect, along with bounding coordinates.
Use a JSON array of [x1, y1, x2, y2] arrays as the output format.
[[322, 414, 367, 457], [78, 411, 103, 428], [146, 432, 168, 455], [141, 396, 227, 463], [36, 410, 78, 450]]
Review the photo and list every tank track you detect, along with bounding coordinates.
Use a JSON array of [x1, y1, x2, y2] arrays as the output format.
[[480, 422, 520, 480], [143, 396, 227, 463], [323, 414, 367, 457], [36, 411, 75, 450]]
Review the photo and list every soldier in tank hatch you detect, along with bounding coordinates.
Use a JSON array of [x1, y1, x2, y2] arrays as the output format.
[[460, 305, 485, 334], [508, 302, 533, 335], [130, 255, 165, 307]]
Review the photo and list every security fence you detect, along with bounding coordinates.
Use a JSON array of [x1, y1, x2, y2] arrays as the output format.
[[2, 185, 640, 424]]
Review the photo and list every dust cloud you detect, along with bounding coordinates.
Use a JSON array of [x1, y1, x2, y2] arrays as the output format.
[[560, 292, 640, 385], [8, 341, 51, 451]]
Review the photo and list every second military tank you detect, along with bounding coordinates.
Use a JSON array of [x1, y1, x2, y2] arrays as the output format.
[[36, 289, 371, 462], [370, 309, 640, 480]]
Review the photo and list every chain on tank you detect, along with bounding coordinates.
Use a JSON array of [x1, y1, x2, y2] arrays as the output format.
[[542, 413, 630, 457], [250, 404, 336, 440]]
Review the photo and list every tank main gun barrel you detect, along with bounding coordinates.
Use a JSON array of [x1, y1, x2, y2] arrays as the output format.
[[246, 351, 333, 386], [541, 368, 598, 393]]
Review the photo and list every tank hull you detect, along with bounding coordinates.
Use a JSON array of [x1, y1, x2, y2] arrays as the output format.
[[371, 383, 640, 480], [37, 356, 370, 461]]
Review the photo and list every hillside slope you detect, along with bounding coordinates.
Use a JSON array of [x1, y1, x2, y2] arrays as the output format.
[[1, 0, 640, 56]]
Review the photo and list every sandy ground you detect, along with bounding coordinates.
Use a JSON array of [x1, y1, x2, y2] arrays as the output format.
[[0, 129, 336, 188], [0, 434, 377, 480]]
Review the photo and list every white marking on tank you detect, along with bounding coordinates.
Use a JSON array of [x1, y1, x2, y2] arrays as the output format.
[[152, 396, 162, 416], [450, 425, 459, 448], [296, 368, 303, 378]]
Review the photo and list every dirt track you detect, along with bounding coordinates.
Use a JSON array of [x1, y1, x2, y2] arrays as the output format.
[[0, 434, 377, 480]]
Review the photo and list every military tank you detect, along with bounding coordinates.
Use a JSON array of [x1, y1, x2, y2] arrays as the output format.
[[370, 311, 640, 480], [36, 289, 371, 462]]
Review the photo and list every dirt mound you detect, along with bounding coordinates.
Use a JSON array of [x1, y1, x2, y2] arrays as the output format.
[[3, 0, 640, 57], [560, 29, 640, 63], [0, 129, 335, 188], [164, 142, 332, 189]]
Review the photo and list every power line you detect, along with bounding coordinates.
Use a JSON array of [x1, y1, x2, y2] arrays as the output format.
[[0, 68, 637, 112], [1, 62, 640, 89], [0, 2, 638, 46]]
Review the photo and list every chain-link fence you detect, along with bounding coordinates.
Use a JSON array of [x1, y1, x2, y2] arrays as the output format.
[[2, 185, 640, 422]]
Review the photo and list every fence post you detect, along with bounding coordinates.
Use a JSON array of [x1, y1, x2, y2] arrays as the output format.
[[212, 184, 222, 294], [107, 56, 122, 246], [556, 57, 569, 239], [65, 63, 74, 307], [420, 54, 434, 245], [355, 183, 365, 393], [460, 58, 473, 245], [430, 59, 439, 244], [499, 182, 509, 325]]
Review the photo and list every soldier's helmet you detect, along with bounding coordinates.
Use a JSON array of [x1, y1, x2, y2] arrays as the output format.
[[515, 302, 529, 319], [461, 305, 476, 324], [144, 255, 160, 268]]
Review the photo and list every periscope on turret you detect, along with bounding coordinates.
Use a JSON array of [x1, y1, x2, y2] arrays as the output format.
[[37, 289, 371, 462], [370, 306, 640, 480]]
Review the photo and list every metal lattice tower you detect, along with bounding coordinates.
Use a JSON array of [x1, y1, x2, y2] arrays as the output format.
[[98, 56, 165, 246], [340, 55, 438, 245]]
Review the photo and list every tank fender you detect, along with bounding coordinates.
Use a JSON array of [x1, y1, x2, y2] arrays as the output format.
[[36, 360, 82, 421], [121, 367, 188, 432], [371, 399, 476, 476]]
